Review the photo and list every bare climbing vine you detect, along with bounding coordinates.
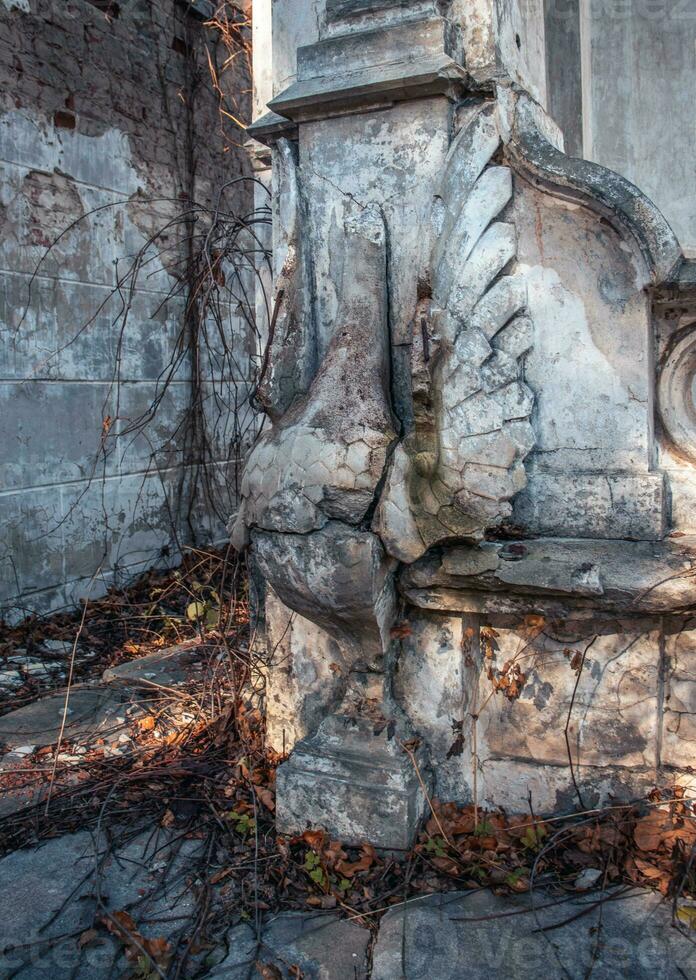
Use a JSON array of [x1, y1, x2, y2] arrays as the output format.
[[5, 1, 270, 619]]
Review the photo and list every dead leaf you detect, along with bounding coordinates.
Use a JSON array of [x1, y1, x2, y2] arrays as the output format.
[[634, 810, 673, 851], [209, 867, 233, 885], [634, 857, 664, 879], [102, 910, 138, 939], [144, 936, 171, 963], [677, 906, 696, 930], [299, 829, 326, 852], [254, 784, 275, 812], [336, 844, 376, 878]]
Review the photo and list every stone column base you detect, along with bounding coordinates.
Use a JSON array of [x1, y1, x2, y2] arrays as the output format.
[[275, 714, 431, 851]]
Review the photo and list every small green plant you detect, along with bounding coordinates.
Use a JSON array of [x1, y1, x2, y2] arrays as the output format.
[[134, 956, 159, 980], [225, 810, 255, 836], [521, 824, 547, 852], [470, 863, 487, 882], [303, 850, 327, 888], [425, 836, 447, 858]]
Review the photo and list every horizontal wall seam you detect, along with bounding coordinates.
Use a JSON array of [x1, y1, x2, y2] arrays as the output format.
[[1, 534, 231, 607], [0, 266, 176, 296], [0, 153, 149, 198], [0, 457, 242, 498], [0, 378, 251, 385]]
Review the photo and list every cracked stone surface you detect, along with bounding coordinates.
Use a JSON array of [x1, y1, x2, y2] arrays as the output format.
[[234, 7, 696, 841], [476, 623, 661, 769], [401, 536, 696, 617], [664, 619, 696, 769], [375, 103, 535, 563], [0, 829, 206, 978], [210, 913, 370, 979], [371, 888, 696, 979], [263, 586, 345, 754], [253, 522, 396, 668], [0, 686, 124, 749], [231, 202, 396, 549], [1, 835, 691, 980]]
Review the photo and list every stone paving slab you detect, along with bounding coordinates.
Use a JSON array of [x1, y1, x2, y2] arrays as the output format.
[[102, 643, 203, 690], [371, 888, 696, 979], [1, 826, 692, 980], [209, 912, 370, 979], [0, 828, 206, 978], [0, 686, 125, 749], [0, 829, 370, 980]]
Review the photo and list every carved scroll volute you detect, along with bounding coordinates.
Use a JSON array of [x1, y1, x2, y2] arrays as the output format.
[[375, 102, 535, 563]]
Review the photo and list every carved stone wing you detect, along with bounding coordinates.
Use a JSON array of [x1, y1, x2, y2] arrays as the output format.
[[375, 102, 535, 562]]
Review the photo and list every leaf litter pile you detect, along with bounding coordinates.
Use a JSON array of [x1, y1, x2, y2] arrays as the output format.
[[0, 552, 695, 976]]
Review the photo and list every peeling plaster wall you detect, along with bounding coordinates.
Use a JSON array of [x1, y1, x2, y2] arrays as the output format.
[[0, 0, 252, 617]]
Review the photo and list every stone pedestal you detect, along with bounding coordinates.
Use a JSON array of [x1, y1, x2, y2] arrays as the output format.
[[276, 713, 430, 850], [235, 0, 696, 843]]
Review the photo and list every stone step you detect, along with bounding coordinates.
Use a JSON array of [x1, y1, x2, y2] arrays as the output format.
[[0, 641, 225, 820], [0, 828, 208, 978], [0, 827, 371, 979], [210, 914, 370, 979], [0, 823, 689, 980]]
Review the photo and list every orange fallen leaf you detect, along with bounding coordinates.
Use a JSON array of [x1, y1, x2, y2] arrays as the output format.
[[634, 810, 673, 851], [254, 784, 275, 812], [336, 844, 376, 878], [255, 962, 282, 979], [634, 857, 664, 879], [299, 829, 326, 851]]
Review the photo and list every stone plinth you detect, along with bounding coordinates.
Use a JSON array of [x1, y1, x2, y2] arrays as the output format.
[[237, 0, 696, 845], [276, 712, 430, 850]]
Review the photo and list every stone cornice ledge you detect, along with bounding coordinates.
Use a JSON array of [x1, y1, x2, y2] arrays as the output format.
[[246, 110, 298, 147], [267, 55, 467, 124], [401, 536, 696, 619], [266, 12, 468, 125], [502, 89, 684, 286]]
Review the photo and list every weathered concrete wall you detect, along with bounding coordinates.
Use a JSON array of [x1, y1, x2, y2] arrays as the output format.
[[0, 0, 253, 617], [544, 0, 696, 252], [584, 0, 696, 253]]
